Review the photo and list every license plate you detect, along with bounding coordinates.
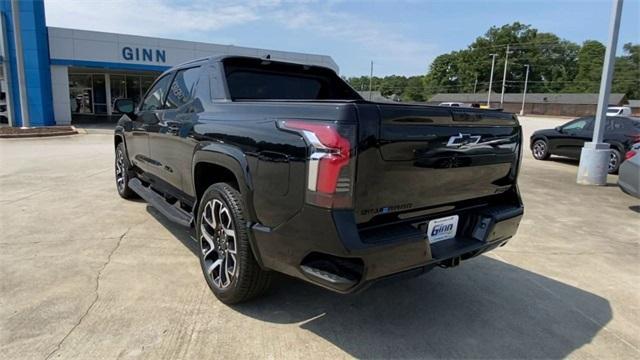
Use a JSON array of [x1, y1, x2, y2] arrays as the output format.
[[427, 215, 459, 244]]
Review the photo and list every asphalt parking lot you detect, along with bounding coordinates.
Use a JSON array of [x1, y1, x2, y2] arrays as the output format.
[[1, 116, 638, 359]]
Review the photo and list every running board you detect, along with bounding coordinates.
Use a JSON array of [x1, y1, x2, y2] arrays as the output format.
[[128, 178, 193, 227], [300, 265, 357, 291]]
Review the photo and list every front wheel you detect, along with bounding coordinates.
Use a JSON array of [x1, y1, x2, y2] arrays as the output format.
[[532, 139, 550, 160], [115, 143, 138, 199], [197, 183, 272, 304]]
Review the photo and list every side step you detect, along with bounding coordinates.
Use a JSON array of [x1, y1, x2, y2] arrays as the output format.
[[128, 178, 193, 227], [300, 265, 357, 291]]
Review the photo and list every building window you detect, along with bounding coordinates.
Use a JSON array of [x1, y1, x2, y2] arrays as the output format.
[[126, 74, 141, 107], [110, 75, 126, 113], [93, 75, 107, 114], [69, 70, 162, 118], [69, 74, 93, 114]]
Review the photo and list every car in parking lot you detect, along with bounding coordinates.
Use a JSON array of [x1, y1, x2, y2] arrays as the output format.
[[438, 102, 466, 107], [607, 106, 632, 116], [618, 143, 640, 198], [530, 116, 640, 173]]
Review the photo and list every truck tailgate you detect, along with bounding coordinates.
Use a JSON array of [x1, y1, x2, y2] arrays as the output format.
[[354, 104, 521, 224]]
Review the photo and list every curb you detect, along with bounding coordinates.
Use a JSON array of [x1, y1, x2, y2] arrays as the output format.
[[0, 126, 79, 139]]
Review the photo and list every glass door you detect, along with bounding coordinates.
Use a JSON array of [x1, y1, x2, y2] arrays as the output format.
[[69, 74, 93, 114], [110, 75, 127, 113], [93, 75, 107, 114]]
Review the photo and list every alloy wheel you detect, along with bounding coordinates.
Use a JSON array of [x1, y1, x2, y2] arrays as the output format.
[[533, 141, 546, 159], [609, 151, 618, 172], [200, 199, 238, 289], [115, 149, 126, 192]]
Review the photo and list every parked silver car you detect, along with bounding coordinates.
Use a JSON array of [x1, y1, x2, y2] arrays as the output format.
[[618, 143, 640, 198]]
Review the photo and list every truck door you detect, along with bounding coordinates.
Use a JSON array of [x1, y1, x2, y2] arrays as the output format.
[[130, 72, 175, 175], [147, 66, 202, 198]]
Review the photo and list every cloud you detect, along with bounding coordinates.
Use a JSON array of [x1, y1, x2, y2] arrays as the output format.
[[44, 0, 261, 37], [269, 6, 435, 74], [44, 0, 435, 75]]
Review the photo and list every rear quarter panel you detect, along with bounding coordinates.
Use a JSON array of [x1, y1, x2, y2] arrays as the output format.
[[193, 102, 357, 228]]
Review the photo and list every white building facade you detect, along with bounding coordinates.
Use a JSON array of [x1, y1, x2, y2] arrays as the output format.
[[50, 27, 338, 124]]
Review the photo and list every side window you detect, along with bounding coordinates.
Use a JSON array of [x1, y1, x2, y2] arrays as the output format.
[[563, 118, 590, 132], [606, 118, 632, 133], [141, 74, 174, 111], [165, 67, 201, 109]]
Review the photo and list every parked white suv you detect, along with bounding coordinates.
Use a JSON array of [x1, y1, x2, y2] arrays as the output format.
[[607, 106, 632, 116], [439, 102, 466, 107]]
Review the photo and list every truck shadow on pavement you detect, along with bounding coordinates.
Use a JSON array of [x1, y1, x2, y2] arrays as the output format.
[[149, 206, 612, 359]]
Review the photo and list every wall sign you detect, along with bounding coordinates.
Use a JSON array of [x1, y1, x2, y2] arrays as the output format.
[[121, 47, 166, 63]]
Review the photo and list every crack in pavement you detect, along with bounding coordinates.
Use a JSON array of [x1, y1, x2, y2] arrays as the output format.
[[43, 220, 146, 360]]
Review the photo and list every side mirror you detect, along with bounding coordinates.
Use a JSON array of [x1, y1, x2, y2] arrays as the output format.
[[114, 99, 135, 115], [555, 126, 562, 132]]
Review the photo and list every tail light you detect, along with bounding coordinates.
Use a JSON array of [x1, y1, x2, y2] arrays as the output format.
[[278, 120, 356, 208], [625, 150, 637, 160]]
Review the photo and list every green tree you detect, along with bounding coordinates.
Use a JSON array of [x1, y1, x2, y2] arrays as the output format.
[[403, 76, 426, 101], [613, 43, 640, 99], [424, 22, 580, 95], [566, 40, 606, 92], [347, 23, 638, 100]]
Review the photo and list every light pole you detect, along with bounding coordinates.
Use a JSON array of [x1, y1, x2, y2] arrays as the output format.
[[368, 61, 373, 100], [520, 64, 530, 116], [487, 54, 497, 107], [473, 75, 478, 94], [577, 0, 624, 185], [500, 44, 513, 107]]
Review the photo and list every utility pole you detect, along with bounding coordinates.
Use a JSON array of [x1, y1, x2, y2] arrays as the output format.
[[520, 64, 530, 116], [368, 61, 373, 100], [500, 44, 513, 107], [487, 54, 497, 107], [473, 75, 478, 94], [577, 0, 624, 186]]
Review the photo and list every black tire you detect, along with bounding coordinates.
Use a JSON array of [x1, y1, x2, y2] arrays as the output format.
[[115, 142, 138, 199], [608, 148, 622, 174], [196, 183, 272, 304], [531, 139, 551, 160]]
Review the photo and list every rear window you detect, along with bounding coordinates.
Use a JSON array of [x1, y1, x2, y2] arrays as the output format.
[[607, 117, 640, 133], [223, 57, 361, 101]]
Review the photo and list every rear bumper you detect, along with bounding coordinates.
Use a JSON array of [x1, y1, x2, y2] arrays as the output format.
[[252, 201, 523, 293]]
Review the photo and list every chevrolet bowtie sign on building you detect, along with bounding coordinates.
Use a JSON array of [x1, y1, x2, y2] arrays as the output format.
[[0, 0, 338, 127]]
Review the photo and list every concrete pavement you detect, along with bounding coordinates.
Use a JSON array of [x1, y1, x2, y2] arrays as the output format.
[[1, 116, 638, 359]]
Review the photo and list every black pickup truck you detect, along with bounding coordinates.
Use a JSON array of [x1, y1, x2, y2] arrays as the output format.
[[114, 56, 524, 304]]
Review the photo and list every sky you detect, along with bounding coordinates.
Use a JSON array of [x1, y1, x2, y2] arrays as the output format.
[[44, 0, 640, 77]]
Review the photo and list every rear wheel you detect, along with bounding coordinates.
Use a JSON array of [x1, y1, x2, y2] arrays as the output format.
[[608, 149, 621, 174], [197, 183, 272, 304], [532, 139, 550, 160], [115, 143, 137, 199]]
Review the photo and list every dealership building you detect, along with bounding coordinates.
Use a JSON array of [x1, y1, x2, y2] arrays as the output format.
[[0, 0, 337, 127]]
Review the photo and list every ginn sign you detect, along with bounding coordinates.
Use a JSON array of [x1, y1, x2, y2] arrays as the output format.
[[121, 47, 166, 63]]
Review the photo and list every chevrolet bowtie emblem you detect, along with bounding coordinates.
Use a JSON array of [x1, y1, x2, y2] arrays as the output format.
[[446, 133, 482, 147]]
